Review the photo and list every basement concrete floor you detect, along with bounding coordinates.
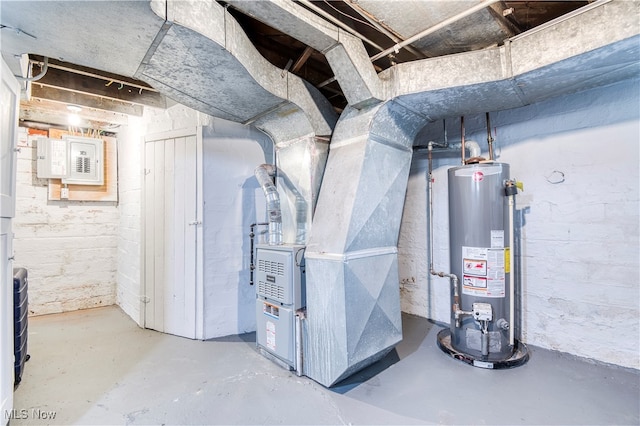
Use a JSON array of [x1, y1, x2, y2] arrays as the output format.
[[11, 306, 640, 425]]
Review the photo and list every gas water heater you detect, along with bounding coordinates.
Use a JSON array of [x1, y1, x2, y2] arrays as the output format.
[[436, 161, 529, 368]]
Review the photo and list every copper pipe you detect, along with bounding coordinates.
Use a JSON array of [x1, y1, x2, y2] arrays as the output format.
[[486, 112, 495, 160], [461, 116, 466, 165]]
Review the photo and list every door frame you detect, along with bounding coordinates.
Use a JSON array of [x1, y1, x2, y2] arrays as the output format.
[[141, 127, 204, 339], [0, 57, 19, 425]]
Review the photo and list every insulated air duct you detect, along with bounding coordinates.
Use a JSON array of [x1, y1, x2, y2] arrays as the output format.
[[254, 164, 282, 246]]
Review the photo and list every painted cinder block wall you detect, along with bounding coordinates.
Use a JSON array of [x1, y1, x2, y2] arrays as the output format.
[[116, 116, 144, 324], [13, 128, 118, 315], [398, 78, 640, 369], [200, 124, 271, 338], [116, 78, 640, 369]]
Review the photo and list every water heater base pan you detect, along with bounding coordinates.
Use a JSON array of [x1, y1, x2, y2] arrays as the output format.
[[437, 328, 529, 369]]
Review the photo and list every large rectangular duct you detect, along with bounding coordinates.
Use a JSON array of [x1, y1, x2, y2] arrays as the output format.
[[302, 101, 424, 386], [275, 135, 329, 245]]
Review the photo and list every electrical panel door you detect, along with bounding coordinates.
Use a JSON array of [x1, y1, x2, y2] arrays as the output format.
[[62, 137, 103, 185], [37, 137, 68, 179]]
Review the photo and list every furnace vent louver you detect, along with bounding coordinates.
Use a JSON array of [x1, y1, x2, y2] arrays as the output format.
[[258, 280, 285, 301], [258, 258, 287, 303], [258, 259, 285, 276]]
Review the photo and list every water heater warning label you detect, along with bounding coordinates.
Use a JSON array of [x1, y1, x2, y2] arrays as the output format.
[[462, 246, 506, 298], [464, 259, 487, 276]]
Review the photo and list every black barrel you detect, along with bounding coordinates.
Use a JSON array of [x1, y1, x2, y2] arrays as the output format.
[[13, 268, 28, 385]]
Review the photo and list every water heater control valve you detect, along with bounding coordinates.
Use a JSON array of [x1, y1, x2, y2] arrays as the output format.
[[472, 303, 493, 322]]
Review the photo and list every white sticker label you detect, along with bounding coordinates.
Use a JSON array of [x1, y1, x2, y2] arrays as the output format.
[[51, 139, 67, 176], [462, 246, 505, 298], [491, 230, 504, 248], [463, 275, 487, 288], [266, 321, 276, 351], [464, 259, 487, 276]]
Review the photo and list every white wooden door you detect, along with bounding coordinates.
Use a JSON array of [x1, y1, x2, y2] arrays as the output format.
[[1, 59, 19, 218], [0, 58, 19, 424], [144, 128, 202, 339]]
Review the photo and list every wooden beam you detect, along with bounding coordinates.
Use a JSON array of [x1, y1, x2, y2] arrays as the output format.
[[30, 85, 144, 116], [291, 46, 314, 74], [20, 98, 129, 128], [31, 56, 156, 91], [34, 65, 167, 108]]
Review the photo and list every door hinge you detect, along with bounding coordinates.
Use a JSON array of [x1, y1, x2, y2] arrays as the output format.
[[140, 296, 150, 303]]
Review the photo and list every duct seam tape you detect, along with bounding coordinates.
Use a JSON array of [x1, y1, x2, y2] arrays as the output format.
[[275, 132, 317, 148], [305, 246, 398, 261], [329, 135, 367, 149]]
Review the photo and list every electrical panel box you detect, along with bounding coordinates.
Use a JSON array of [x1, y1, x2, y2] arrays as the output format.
[[37, 137, 68, 179], [36, 136, 104, 185], [255, 244, 305, 369], [63, 137, 103, 185]]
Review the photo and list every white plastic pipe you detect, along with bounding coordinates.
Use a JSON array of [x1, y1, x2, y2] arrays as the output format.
[[295, 313, 303, 376]]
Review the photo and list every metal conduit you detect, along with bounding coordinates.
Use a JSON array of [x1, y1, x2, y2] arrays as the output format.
[[44, 61, 159, 92], [16, 57, 48, 82], [370, 0, 500, 62], [297, 0, 387, 53], [340, 1, 427, 60]]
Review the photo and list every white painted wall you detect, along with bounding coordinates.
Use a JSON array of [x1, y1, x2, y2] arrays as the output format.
[[398, 78, 640, 369], [13, 128, 118, 315], [116, 117, 144, 325], [202, 124, 270, 338], [116, 104, 271, 337]]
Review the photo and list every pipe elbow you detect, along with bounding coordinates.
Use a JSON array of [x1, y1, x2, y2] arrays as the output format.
[[254, 164, 276, 186], [465, 140, 481, 159]]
